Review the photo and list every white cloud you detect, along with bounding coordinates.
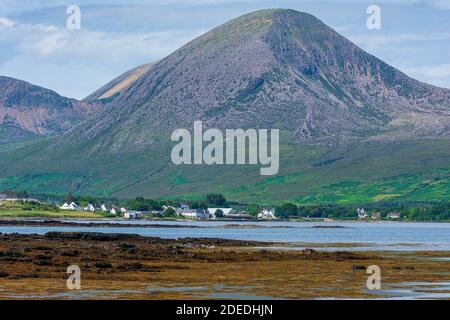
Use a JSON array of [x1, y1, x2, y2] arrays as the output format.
[[0, 16, 206, 98], [349, 33, 450, 50], [0, 19, 62, 56], [0, 15, 204, 59], [31, 33, 66, 56], [400, 63, 450, 89], [34, 24, 59, 32], [404, 64, 450, 78], [0, 17, 58, 33], [0, 17, 15, 28], [430, 0, 450, 10]]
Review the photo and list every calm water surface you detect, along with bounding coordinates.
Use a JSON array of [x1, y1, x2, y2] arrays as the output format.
[[1, 220, 449, 251]]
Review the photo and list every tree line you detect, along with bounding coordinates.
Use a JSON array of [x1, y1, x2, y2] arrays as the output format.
[[274, 202, 450, 221], [3, 189, 450, 221]]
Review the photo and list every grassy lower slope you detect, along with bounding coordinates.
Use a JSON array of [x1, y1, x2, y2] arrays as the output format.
[[0, 136, 449, 205], [0, 201, 106, 218]]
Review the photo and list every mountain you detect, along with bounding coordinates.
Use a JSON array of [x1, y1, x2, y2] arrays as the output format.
[[1, 9, 450, 203], [60, 8, 450, 151], [0, 76, 100, 144]]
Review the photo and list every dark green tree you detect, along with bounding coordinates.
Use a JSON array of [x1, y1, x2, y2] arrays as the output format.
[[246, 203, 261, 217], [206, 194, 227, 206], [276, 203, 299, 218], [164, 207, 177, 217], [215, 209, 224, 218]]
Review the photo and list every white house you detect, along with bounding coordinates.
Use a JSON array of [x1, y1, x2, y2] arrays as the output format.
[[60, 203, 71, 210], [101, 204, 112, 212], [357, 208, 368, 219], [110, 207, 121, 215], [371, 212, 381, 220], [120, 207, 127, 213], [258, 209, 276, 220], [124, 211, 142, 219], [60, 202, 78, 210], [176, 204, 192, 215], [177, 205, 209, 219], [181, 210, 209, 219], [177, 204, 190, 211], [387, 212, 401, 219], [84, 204, 95, 212], [0, 196, 40, 203]]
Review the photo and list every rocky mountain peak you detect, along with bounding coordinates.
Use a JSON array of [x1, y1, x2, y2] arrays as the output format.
[[62, 9, 450, 150]]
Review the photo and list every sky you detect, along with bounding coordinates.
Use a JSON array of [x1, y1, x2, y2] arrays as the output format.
[[0, 0, 449, 99]]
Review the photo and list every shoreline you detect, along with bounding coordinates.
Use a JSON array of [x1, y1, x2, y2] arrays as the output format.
[[1, 216, 450, 224], [0, 219, 296, 229]]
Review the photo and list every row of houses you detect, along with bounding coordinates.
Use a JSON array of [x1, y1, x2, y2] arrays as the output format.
[[59, 202, 143, 219], [59, 201, 278, 220], [0, 194, 41, 203], [172, 205, 276, 220], [357, 208, 401, 220]]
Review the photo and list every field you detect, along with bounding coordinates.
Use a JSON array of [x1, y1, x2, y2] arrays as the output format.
[[0, 201, 106, 219]]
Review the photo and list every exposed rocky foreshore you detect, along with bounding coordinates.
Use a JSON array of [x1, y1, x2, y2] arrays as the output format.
[[0, 232, 448, 299]]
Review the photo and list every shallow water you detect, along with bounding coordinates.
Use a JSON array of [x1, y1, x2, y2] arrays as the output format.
[[367, 281, 450, 300], [1, 284, 276, 300], [1, 220, 449, 251], [6, 282, 449, 300]]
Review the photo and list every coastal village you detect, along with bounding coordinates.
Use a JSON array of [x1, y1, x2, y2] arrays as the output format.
[[55, 203, 403, 220], [55, 202, 402, 221], [0, 191, 409, 221], [58, 201, 278, 220]]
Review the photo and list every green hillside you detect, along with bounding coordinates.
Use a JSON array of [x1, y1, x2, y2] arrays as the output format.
[[1, 136, 449, 205]]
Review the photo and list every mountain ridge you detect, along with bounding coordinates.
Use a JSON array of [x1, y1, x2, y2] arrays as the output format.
[[0, 76, 101, 144]]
